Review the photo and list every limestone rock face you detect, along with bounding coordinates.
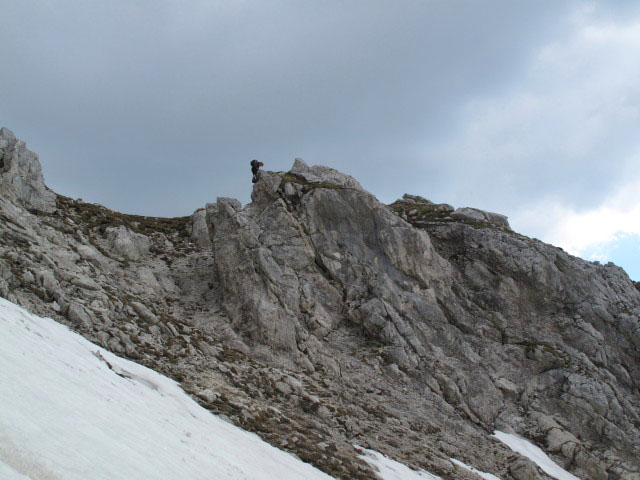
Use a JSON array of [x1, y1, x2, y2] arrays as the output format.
[[188, 208, 212, 248], [209, 167, 453, 371], [203, 162, 640, 478], [290, 158, 363, 190], [1, 131, 640, 480], [0, 127, 56, 213], [106, 225, 151, 260], [451, 207, 510, 229]]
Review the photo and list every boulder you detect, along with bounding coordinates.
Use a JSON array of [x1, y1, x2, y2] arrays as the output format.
[[106, 226, 150, 261], [401, 194, 432, 205], [67, 302, 94, 329], [130, 301, 160, 324], [250, 171, 282, 205], [509, 459, 544, 480], [190, 208, 212, 248], [451, 207, 510, 228], [290, 158, 363, 190]]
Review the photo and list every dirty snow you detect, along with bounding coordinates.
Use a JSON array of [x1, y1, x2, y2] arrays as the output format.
[[450, 458, 502, 480], [492, 431, 580, 480], [0, 297, 457, 480], [357, 446, 442, 479], [0, 298, 334, 480]]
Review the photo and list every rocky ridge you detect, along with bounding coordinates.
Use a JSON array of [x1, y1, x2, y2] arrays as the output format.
[[1, 128, 639, 479]]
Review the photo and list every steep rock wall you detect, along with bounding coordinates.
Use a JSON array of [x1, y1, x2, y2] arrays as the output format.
[[0, 127, 56, 213], [204, 160, 640, 478]]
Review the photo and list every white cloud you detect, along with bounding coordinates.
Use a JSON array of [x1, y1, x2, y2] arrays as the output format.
[[431, 5, 640, 212], [512, 177, 640, 259], [425, 4, 640, 279]]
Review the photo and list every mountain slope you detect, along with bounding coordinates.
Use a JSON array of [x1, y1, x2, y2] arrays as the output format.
[[1, 127, 639, 479], [0, 297, 337, 480]]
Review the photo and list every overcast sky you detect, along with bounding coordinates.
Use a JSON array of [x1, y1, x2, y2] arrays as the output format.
[[1, 1, 639, 280]]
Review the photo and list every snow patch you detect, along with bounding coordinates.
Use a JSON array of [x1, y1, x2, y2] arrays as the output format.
[[451, 458, 501, 480], [356, 446, 441, 480], [492, 431, 580, 480], [0, 298, 334, 480], [0, 460, 32, 480]]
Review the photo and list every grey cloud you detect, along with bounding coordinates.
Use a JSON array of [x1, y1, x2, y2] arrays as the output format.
[[1, 0, 634, 218]]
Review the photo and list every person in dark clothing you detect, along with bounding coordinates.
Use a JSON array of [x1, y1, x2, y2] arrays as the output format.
[[250, 159, 264, 183]]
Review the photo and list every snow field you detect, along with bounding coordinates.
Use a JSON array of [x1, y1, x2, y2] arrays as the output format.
[[357, 446, 442, 479], [450, 458, 501, 480], [0, 298, 334, 480], [492, 431, 581, 480], [0, 297, 583, 480]]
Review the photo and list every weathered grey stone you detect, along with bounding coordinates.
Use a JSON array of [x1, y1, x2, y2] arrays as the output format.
[[384, 363, 404, 380], [402, 193, 432, 205], [0, 127, 56, 213], [494, 377, 520, 400], [167, 322, 179, 336], [451, 207, 510, 228], [0, 277, 8, 298], [197, 388, 218, 403], [485, 211, 510, 228], [250, 171, 282, 205], [290, 158, 363, 190], [35, 269, 58, 294], [76, 244, 110, 265], [573, 449, 609, 479], [67, 302, 94, 329], [433, 203, 455, 213], [71, 274, 100, 291], [22, 270, 35, 284], [451, 207, 486, 223], [190, 208, 212, 248], [275, 381, 293, 396], [131, 301, 159, 324], [316, 405, 331, 419], [547, 427, 578, 454], [106, 226, 150, 260], [386, 346, 416, 370], [148, 324, 161, 337], [0, 259, 11, 281], [509, 459, 544, 480]]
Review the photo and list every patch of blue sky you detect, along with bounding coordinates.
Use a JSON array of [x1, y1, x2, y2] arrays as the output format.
[[582, 232, 640, 281]]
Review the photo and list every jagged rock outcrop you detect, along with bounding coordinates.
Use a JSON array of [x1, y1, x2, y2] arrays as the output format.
[[1, 128, 639, 480], [289, 158, 364, 189], [206, 161, 640, 478], [0, 127, 56, 213], [210, 166, 452, 371]]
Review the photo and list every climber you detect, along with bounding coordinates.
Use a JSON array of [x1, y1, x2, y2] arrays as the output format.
[[250, 159, 264, 184]]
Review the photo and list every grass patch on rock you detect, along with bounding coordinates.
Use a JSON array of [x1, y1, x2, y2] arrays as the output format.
[[389, 200, 453, 223], [55, 194, 190, 238], [390, 199, 520, 237]]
